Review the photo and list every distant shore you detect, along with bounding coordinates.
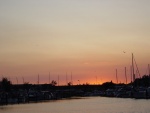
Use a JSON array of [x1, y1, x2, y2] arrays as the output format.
[[1, 76, 150, 105]]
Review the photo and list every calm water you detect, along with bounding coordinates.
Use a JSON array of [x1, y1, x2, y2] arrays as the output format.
[[0, 97, 150, 113]]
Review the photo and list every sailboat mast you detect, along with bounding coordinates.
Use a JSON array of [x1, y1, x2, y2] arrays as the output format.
[[130, 65, 132, 83], [116, 69, 118, 84], [66, 72, 68, 85], [58, 75, 59, 86], [148, 64, 150, 76], [132, 53, 135, 82], [125, 67, 127, 84], [49, 72, 51, 84], [38, 74, 39, 85], [71, 72, 73, 85]]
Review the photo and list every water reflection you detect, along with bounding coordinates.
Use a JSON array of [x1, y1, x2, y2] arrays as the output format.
[[0, 97, 150, 113]]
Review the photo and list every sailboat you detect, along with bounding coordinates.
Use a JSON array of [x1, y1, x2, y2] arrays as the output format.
[[131, 53, 147, 99]]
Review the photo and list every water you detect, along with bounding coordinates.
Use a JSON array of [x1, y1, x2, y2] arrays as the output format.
[[0, 97, 150, 113]]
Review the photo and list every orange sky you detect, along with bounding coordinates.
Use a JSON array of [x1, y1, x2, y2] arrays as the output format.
[[0, 0, 150, 85]]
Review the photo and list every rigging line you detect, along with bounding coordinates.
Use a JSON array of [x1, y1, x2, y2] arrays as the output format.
[[133, 57, 141, 78], [145, 68, 148, 75]]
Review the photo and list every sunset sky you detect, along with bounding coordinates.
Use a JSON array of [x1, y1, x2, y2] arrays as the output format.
[[0, 0, 150, 85]]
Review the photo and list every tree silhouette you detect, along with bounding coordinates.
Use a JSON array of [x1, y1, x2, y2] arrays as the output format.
[[51, 80, 57, 86], [67, 82, 73, 86], [0, 77, 12, 92]]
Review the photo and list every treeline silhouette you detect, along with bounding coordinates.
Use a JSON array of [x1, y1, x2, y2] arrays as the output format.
[[1, 75, 150, 105], [1, 75, 150, 92]]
